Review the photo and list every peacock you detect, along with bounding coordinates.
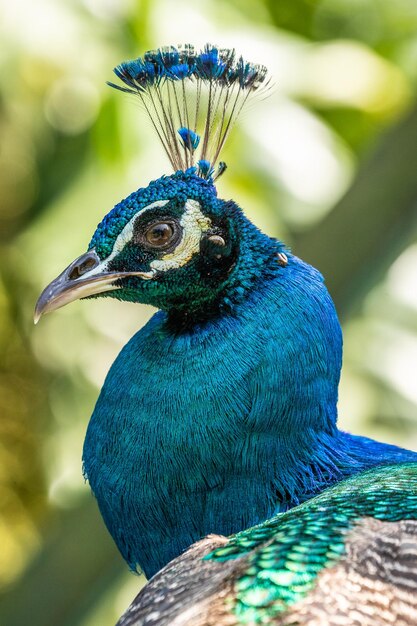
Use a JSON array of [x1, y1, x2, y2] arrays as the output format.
[[35, 44, 417, 625]]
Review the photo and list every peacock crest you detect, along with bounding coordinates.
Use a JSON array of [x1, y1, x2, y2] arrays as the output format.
[[108, 43, 271, 179]]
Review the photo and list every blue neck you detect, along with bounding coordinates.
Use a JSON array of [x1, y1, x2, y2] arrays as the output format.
[[83, 227, 417, 579]]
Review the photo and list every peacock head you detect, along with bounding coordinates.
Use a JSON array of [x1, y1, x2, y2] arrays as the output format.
[[35, 44, 279, 323], [34, 170, 261, 320]]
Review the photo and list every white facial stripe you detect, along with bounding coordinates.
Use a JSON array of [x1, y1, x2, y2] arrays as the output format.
[[104, 200, 170, 267], [81, 200, 169, 279], [82, 198, 210, 282], [150, 199, 211, 273]]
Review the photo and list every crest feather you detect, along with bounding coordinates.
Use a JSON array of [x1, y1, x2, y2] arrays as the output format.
[[108, 44, 271, 178]]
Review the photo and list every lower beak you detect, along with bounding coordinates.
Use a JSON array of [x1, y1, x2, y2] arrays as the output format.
[[34, 250, 154, 323]]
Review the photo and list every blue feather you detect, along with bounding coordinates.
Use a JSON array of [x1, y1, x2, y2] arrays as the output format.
[[107, 44, 271, 174], [168, 64, 192, 80], [196, 46, 227, 79], [178, 127, 200, 150], [197, 159, 214, 179]]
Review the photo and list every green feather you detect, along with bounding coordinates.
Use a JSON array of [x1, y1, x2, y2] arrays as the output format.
[[206, 462, 417, 623]]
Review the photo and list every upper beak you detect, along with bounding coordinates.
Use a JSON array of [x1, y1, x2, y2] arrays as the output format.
[[34, 249, 154, 323]]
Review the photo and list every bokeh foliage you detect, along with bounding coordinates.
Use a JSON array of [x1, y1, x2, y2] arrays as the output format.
[[1, 0, 417, 624]]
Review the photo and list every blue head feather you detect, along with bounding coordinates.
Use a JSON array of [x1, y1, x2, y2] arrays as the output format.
[[196, 159, 214, 179], [178, 127, 200, 150], [89, 171, 216, 259], [196, 46, 226, 79]]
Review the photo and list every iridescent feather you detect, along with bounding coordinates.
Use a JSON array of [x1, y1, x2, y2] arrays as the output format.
[[108, 44, 271, 176], [117, 463, 417, 626]]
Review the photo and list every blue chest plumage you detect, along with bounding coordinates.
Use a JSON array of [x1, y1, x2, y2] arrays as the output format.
[[83, 252, 417, 579], [83, 256, 344, 577]]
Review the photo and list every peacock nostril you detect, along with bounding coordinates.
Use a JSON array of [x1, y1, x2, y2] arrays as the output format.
[[68, 252, 100, 280]]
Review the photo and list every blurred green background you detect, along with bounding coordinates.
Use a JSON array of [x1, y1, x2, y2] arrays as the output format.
[[1, 0, 417, 624]]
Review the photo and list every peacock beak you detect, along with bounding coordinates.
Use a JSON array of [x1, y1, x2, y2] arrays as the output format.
[[34, 249, 154, 323]]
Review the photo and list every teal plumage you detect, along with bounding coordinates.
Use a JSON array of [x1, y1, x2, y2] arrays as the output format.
[[34, 44, 417, 624], [118, 464, 417, 625]]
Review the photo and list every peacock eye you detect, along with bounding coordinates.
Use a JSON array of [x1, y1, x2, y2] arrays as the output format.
[[144, 221, 176, 248]]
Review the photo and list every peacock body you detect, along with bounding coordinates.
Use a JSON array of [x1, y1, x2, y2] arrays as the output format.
[[118, 464, 417, 626], [35, 44, 417, 625]]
